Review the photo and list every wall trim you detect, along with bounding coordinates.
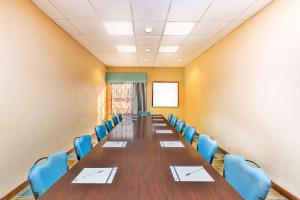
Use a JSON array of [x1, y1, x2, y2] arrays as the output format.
[[218, 146, 299, 199]]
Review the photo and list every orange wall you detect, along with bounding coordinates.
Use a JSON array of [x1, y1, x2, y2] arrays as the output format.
[[184, 0, 300, 196], [106, 67, 185, 119], [0, 0, 106, 197]]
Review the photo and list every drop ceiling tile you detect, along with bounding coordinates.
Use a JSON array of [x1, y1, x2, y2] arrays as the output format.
[[110, 35, 135, 45], [235, 0, 272, 21], [120, 53, 138, 61], [84, 35, 113, 46], [183, 36, 211, 46], [134, 21, 165, 36], [84, 44, 117, 53], [177, 45, 201, 54], [54, 20, 78, 35], [95, 53, 123, 61], [191, 22, 229, 36], [202, 0, 256, 22], [168, 0, 213, 21], [136, 36, 161, 46], [89, 0, 132, 20], [131, 0, 171, 21], [69, 20, 106, 34], [160, 36, 186, 46], [71, 34, 89, 45], [33, 0, 64, 19], [49, 0, 97, 20]]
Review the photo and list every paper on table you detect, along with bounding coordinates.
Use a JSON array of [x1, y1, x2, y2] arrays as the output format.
[[156, 130, 173, 134], [72, 167, 118, 184], [170, 166, 214, 182], [153, 123, 167, 126], [153, 118, 164, 121], [102, 141, 127, 148], [160, 141, 184, 147]]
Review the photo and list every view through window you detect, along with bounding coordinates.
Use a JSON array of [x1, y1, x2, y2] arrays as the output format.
[[111, 83, 134, 115]]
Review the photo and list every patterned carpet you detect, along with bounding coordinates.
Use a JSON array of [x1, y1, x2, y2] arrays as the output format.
[[11, 134, 286, 200]]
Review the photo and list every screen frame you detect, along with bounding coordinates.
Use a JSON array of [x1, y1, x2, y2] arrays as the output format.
[[152, 81, 179, 108]]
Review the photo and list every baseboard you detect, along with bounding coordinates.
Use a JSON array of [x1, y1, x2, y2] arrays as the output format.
[[1, 180, 28, 200], [218, 146, 299, 199], [271, 181, 299, 200]]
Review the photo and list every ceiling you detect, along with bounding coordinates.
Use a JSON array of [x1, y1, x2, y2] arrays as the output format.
[[32, 0, 272, 67]]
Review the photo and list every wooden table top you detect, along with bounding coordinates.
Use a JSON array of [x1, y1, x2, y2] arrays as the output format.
[[40, 115, 242, 200]]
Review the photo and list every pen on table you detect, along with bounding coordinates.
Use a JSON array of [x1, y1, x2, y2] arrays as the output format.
[[83, 170, 103, 178], [186, 168, 201, 176]]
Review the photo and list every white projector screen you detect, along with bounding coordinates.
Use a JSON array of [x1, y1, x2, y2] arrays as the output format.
[[152, 82, 179, 107]]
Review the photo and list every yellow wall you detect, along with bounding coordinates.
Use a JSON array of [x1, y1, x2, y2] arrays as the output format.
[[106, 67, 185, 119], [184, 0, 300, 196], [0, 0, 106, 197]]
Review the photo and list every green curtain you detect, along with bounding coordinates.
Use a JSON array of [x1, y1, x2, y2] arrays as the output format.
[[106, 72, 147, 83]]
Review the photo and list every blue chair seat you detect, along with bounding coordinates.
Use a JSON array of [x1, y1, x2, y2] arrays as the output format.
[[224, 155, 271, 200], [95, 125, 107, 141], [167, 113, 173, 122], [28, 152, 68, 198], [105, 120, 113, 132], [175, 120, 185, 134], [73, 134, 92, 160], [170, 116, 178, 128], [197, 135, 218, 164], [183, 126, 196, 144]]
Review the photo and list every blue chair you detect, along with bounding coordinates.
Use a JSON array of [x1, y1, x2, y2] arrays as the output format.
[[95, 125, 106, 141], [170, 116, 178, 128], [73, 134, 92, 160], [168, 113, 173, 122], [224, 155, 271, 200], [183, 126, 196, 144], [112, 116, 119, 126], [138, 111, 150, 115], [28, 152, 68, 199], [176, 120, 185, 134], [117, 113, 123, 122], [197, 135, 218, 164], [105, 120, 113, 132]]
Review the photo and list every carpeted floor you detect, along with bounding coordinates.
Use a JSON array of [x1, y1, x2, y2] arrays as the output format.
[[11, 134, 286, 200]]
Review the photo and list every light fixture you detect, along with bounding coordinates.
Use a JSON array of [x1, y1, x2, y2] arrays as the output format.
[[144, 27, 153, 33], [158, 46, 179, 53], [116, 45, 136, 53], [103, 21, 133, 35], [144, 48, 151, 53], [164, 22, 195, 36]]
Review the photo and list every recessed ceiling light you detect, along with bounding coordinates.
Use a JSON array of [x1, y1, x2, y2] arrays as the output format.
[[103, 21, 133, 35], [144, 48, 151, 53], [159, 46, 179, 53], [116, 45, 136, 53], [144, 59, 149, 62], [164, 22, 195, 36], [144, 27, 153, 33]]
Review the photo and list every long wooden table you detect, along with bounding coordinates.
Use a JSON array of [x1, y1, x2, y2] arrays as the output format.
[[40, 115, 242, 200]]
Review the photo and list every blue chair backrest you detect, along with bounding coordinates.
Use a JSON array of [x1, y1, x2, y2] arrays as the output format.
[[176, 120, 185, 134], [170, 116, 178, 128], [118, 113, 123, 122], [28, 152, 68, 198], [184, 126, 196, 144], [197, 135, 218, 164], [73, 134, 92, 160], [112, 116, 119, 126], [105, 120, 113, 132], [224, 155, 271, 200], [168, 113, 173, 122], [138, 111, 150, 115], [95, 125, 106, 141]]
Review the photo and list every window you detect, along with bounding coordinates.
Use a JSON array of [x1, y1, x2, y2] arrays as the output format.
[[111, 83, 134, 115], [152, 82, 179, 107]]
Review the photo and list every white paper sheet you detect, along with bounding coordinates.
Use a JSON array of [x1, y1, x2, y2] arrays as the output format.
[[153, 123, 167, 127], [160, 141, 184, 147], [155, 130, 173, 134], [102, 141, 127, 148], [153, 118, 164, 121], [170, 166, 214, 182], [72, 167, 118, 184]]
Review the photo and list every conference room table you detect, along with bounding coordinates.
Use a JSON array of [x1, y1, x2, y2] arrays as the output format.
[[40, 115, 242, 200]]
